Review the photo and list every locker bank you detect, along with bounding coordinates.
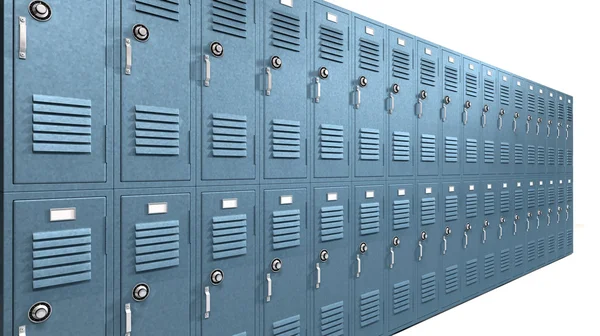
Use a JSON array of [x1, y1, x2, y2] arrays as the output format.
[[1, 0, 574, 335]]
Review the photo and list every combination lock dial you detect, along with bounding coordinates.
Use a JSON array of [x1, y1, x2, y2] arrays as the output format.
[[392, 236, 400, 246], [320, 250, 329, 262], [211, 270, 224, 285], [133, 283, 150, 301], [465, 101, 472, 109], [359, 76, 368, 87], [421, 231, 428, 241], [319, 67, 329, 79], [483, 105, 489, 112], [211, 42, 224, 57], [359, 242, 368, 254], [419, 90, 427, 100], [133, 24, 150, 42], [271, 258, 283, 272], [29, 1, 52, 21], [392, 83, 400, 94], [444, 96, 451, 105], [271, 56, 283, 69], [445, 227, 452, 236], [484, 220, 490, 227], [465, 223, 472, 231], [28, 302, 52, 323]]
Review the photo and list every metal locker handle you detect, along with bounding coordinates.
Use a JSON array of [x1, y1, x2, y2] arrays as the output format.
[[464, 232, 468, 249], [266, 67, 272, 96], [566, 128, 569, 140], [19, 326, 26, 336], [418, 241, 423, 261], [315, 78, 321, 103], [442, 236, 447, 255], [390, 247, 395, 269], [557, 212, 560, 224], [547, 124, 551, 138], [389, 93, 395, 114], [204, 55, 211, 87], [441, 104, 447, 122], [19, 16, 26, 59], [463, 108, 468, 125], [316, 263, 321, 289], [557, 126, 560, 139], [356, 254, 361, 277], [482, 227, 487, 244], [482, 112, 487, 128], [536, 123, 540, 135], [125, 303, 132, 336], [566, 209, 569, 222], [204, 287, 210, 319], [526, 121, 530, 134], [498, 115, 503, 130], [514, 221, 517, 236], [547, 214, 551, 226], [526, 218, 530, 232], [125, 38, 132, 75], [513, 119, 517, 133], [355, 86, 361, 109], [536, 215, 540, 229], [266, 273, 272, 302], [416, 99, 423, 118], [499, 224, 503, 240]]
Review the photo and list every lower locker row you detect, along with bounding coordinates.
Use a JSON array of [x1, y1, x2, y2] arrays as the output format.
[[2, 178, 573, 336]]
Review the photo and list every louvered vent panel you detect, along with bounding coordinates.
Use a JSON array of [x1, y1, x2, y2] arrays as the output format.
[[548, 187, 555, 205], [359, 38, 381, 73], [547, 147, 555, 166], [420, 58, 436, 87], [484, 79, 495, 102], [548, 235, 556, 255], [558, 186, 565, 204], [444, 66, 458, 92], [484, 192, 495, 216], [548, 99, 556, 118], [271, 10, 301, 52], [211, 113, 248, 158], [567, 230, 573, 248], [500, 84, 510, 106], [393, 132, 410, 162], [558, 102, 565, 120], [558, 232, 565, 251], [537, 238, 545, 259], [392, 49, 411, 81], [500, 190, 510, 213], [319, 25, 345, 63], [272, 119, 301, 159], [320, 301, 344, 336], [320, 124, 344, 160], [393, 280, 411, 314], [527, 145, 536, 165], [32, 94, 92, 154], [537, 146, 545, 165], [527, 241, 536, 262], [445, 137, 458, 163], [360, 202, 380, 235], [466, 139, 478, 163], [500, 249, 510, 273], [320, 205, 344, 242], [465, 259, 478, 286], [465, 73, 478, 97], [558, 149, 565, 166], [421, 134, 436, 162], [445, 195, 458, 222], [211, 0, 247, 38], [515, 89, 523, 109], [527, 93, 536, 114], [515, 189, 524, 210], [484, 253, 495, 279], [528, 188, 535, 209], [501, 142, 510, 165], [135, 0, 180, 21], [135, 221, 180, 272], [32, 228, 92, 289], [515, 144, 523, 164], [445, 265, 459, 294], [273, 315, 300, 336], [567, 105, 573, 122], [272, 209, 301, 250], [360, 128, 380, 161], [484, 141, 494, 164], [212, 214, 248, 260], [393, 199, 410, 230], [360, 290, 380, 327], [421, 197, 436, 226], [566, 150, 573, 166], [537, 96, 545, 115], [420, 272, 436, 303], [537, 187, 545, 208], [466, 194, 478, 218], [135, 104, 180, 156], [515, 245, 524, 267], [567, 184, 573, 203]]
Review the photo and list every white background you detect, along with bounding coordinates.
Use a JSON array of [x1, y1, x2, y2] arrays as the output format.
[[325, 0, 598, 334]]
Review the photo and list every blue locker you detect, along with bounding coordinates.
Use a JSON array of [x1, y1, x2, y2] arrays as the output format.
[[512, 179, 528, 277], [312, 185, 350, 336], [416, 42, 441, 177], [556, 93, 567, 173], [352, 17, 385, 179], [262, 187, 308, 336], [353, 184, 385, 336], [200, 0, 258, 183], [546, 89, 558, 174], [11, 193, 111, 336], [441, 51, 462, 176], [312, 3, 351, 180], [387, 29, 416, 178], [200, 188, 257, 336], [566, 96, 573, 173], [481, 181, 499, 290], [462, 58, 481, 176], [497, 180, 512, 285], [120, 1, 192, 185], [11, 1, 110, 189], [461, 181, 481, 299], [565, 176, 573, 255], [481, 65, 498, 175], [524, 82, 538, 175], [440, 182, 461, 308], [546, 179, 558, 263], [416, 182, 439, 319], [118, 191, 192, 336], [512, 76, 526, 175], [525, 178, 537, 273], [386, 183, 416, 332], [498, 71, 512, 174], [262, 0, 309, 182], [534, 84, 547, 175], [556, 178, 567, 258]]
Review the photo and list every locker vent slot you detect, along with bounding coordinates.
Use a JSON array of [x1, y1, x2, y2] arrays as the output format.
[[567, 184, 573, 203], [211, 113, 248, 158], [537, 146, 545, 165], [558, 103, 565, 120], [466, 194, 478, 218], [547, 147, 555, 166], [319, 25, 345, 63], [360, 202, 380, 235], [500, 142, 510, 165], [484, 253, 495, 279], [32, 94, 93, 154], [444, 137, 458, 163], [548, 99, 556, 118], [272, 209, 301, 250], [393, 199, 410, 230], [320, 205, 344, 242], [566, 230, 573, 248], [359, 38, 381, 73], [466, 138, 478, 163], [567, 105, 573, 122], [558, 186, 565, 204], [393, 280, 411, 314], [360, 290, 381, 327], [484, 192, 495, 215], [515, 245, 524, 267], [566, 150, 573, 166], [211, 0, 248, 38], [527, 93, 536, 114], [212, 214, 248, 260], [537, 188, 545, 207], [558, 232, 564, 251], [135, 220, 180, 272], [392, 49, 411, 81], [515, 144, 523, 164], [548, 235, 556, 255], [420, 58, 436, 87], [271, 10, 301, 52], [420, 272, 436, 303], [484, 141, 494, 164], [445, 265, 459, 294], [557, 149, 564, 166], [537, 238, 545, 258], [393, 131, 410, 162], [273, 315, 301, 336], [465, 72, 478, 97], [320, 301, 344, 336], [359, 128, 380, 161], [32, 228, 92, 289], [272, 119, 301, 159], [420, 134, 436, 162], [421, 197, 436, 226], [548, 186, 555, 205], [484, 78, 495, 102], [500, 190, 509, 213], [515, 189, 524, 210], [500, 249, 510, 273], [135, 104, 180, 156], [320, 124, 344, 160], [515, 89, 523, 109], [444, 66, 458, 92], [500, 84, 510, 106], [527, 145, 536, 165], [135, 0, 180, 21], [537, 95, 545, 115], [445, 195, 458, 222], [465, 259, 478, 286], [527, 241, 536, 262], [528, 188, 535, 209]]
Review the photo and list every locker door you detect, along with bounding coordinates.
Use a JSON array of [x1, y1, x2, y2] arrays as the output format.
[[512, 77, 526, 175], [462, 58, 481, 176], [13, 1, 109, 185], [462, 182, 480, 299], [262, 0, 308, 181], [546, 89, 557, 175], [524, 82, 538, 175], [525, 179, 538, 273], [556, 93, 567, 174], [312, 3, 351, 180], [201, 190, 256, 336], [512, 180, 527, 277], [498, 181, 512, 284], [353, 17, 385, 178], [440, 182, 461, 308], [565, 176, 573, 255], [481, 65, 498, 175], [312, 186, 350, 336], [263, 187, 308, 336], [416, 41, 441, 177], [498, 72, 512, 175], [120, 193, 192, 336], [353, 185, 385, 336], [386, 183, 416, 331], [534, 85, 547, 175], [416, 183, 439, 319], [481, 181, 499, 290], [556, 178, 566, 258], [13, 197, 108, 335], [121, 1, 192, 183], [566, 96, 573, 173], [200, 0, 257, 182], [387, 30, 416, 178], [441, 51, 462, 176], [546, 179, 558, 262]]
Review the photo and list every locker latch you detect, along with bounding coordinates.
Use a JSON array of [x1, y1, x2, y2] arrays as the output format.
[[19, 326, 26, 336], [389, 84, 399, 114], [418, 232, 427, 261], [557, 122, 562, 138], [483, 220, 489, 244], [498, 109, 505, 130], [482, 105, 489, 128], [463, 101, 471, 125], [547, 119, 553, 137], [547, 208, 552, 226], [464, 223, 471, 249], [390, 237, 399, 268], [536, 117, 542, 135], [527, 212, 532, 232], [416, 90, 427, 118], [443, 227, 451, 255], [513, 112, 519, 133], [499, 217, 505, 240], [514, 214, 520, 236], [526, 115, 532, 134], [557, 207, 562, 224], [441, 96, 450, 121], [537, 210, 542, 229]]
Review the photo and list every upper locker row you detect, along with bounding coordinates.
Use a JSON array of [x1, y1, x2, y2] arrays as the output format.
[[5, 0, 573, 192]]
